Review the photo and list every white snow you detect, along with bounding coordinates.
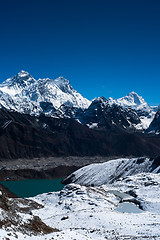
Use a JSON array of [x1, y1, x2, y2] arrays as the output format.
[[116, 91, 150, 110], [135, 115, 155, 130], [26, 173, 160, 240], [87, 122, 98, 128], [0, 72, 158, 131], [108, 92, 157, 129], [0, 71, 91, 116], [64, 157, 157, 186], [0, 159, 160, 239]]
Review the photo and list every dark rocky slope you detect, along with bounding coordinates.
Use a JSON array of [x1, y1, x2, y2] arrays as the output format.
[[0, 109, 160, 159], [0, 185, 56, 236], [79, 97, 141, 130]]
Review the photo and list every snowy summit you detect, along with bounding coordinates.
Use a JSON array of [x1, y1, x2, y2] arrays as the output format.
[[0, 71, 91, 115]]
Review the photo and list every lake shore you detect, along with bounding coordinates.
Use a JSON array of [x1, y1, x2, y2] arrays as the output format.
[[0, 156, 119, 181]]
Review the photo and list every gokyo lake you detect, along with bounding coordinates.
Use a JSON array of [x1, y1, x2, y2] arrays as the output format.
[[0, 178, 64, 198]]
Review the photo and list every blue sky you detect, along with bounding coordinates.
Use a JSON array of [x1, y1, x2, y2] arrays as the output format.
[[0, 0, 159, 105]]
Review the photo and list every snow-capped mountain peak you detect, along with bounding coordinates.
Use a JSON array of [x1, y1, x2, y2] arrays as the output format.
[[54, 76, 69, 84], [92, 96, 108, 105], [107, 92, 157, 130], [52, 76, 73, 93], [108, 92, 152, 114], [17, 70, 30, 77], [38, 76, 70, 86], [0, 70, 36, 95], [0, 71, 91, 115], [0, 71, 158, 131], [108, 92, 148, 110], [117, 91, 147, 108]]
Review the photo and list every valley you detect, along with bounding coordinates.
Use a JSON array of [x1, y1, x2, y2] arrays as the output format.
[[0, 156, 111, 181], [0, 71, 159, 239], [0, 71, 159, 161]]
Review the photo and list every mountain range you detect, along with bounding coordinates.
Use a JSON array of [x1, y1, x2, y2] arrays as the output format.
[[0, 71, 159, 240], [0, 70, 158, 130], [0, 70, 90, 115], [0, 70, 159, 159]]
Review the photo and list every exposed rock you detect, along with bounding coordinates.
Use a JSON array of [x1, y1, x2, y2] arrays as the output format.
[[0, 186, 57, 236], [24, 216, 58, 234]]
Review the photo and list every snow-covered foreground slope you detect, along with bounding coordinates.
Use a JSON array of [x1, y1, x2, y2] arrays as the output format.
[[1, 173, 160, 239], [64, 157, 160, 186], [31, 174, 160, 240], [0, 158, 160, 239]]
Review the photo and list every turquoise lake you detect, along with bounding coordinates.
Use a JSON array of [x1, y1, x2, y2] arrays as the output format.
[[0, 178, 64, 198]]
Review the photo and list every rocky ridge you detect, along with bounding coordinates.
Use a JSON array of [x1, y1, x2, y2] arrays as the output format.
[[0, 184, 57, 238], [0, 108, 160, 159]]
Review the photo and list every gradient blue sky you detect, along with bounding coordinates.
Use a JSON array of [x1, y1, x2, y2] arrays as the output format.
[[0, 0, 159, 105]]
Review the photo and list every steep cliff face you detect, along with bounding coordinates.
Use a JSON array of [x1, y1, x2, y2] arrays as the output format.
[[108, 91, 157, 130], [79, 97, 141, 130]]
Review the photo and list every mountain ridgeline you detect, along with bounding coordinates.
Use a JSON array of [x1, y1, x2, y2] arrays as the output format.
[[0, 71, 159, 159]]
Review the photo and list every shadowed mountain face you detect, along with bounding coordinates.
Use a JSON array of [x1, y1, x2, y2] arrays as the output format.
[[146, 109, 160, 134], [79, 97, 141, 130], [0, 109, 160, 159]]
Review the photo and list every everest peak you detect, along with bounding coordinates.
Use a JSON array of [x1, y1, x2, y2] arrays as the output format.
[[0, 71, 91, 114], [0, 70, 36, 92], [17, 70, 30, 77]]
